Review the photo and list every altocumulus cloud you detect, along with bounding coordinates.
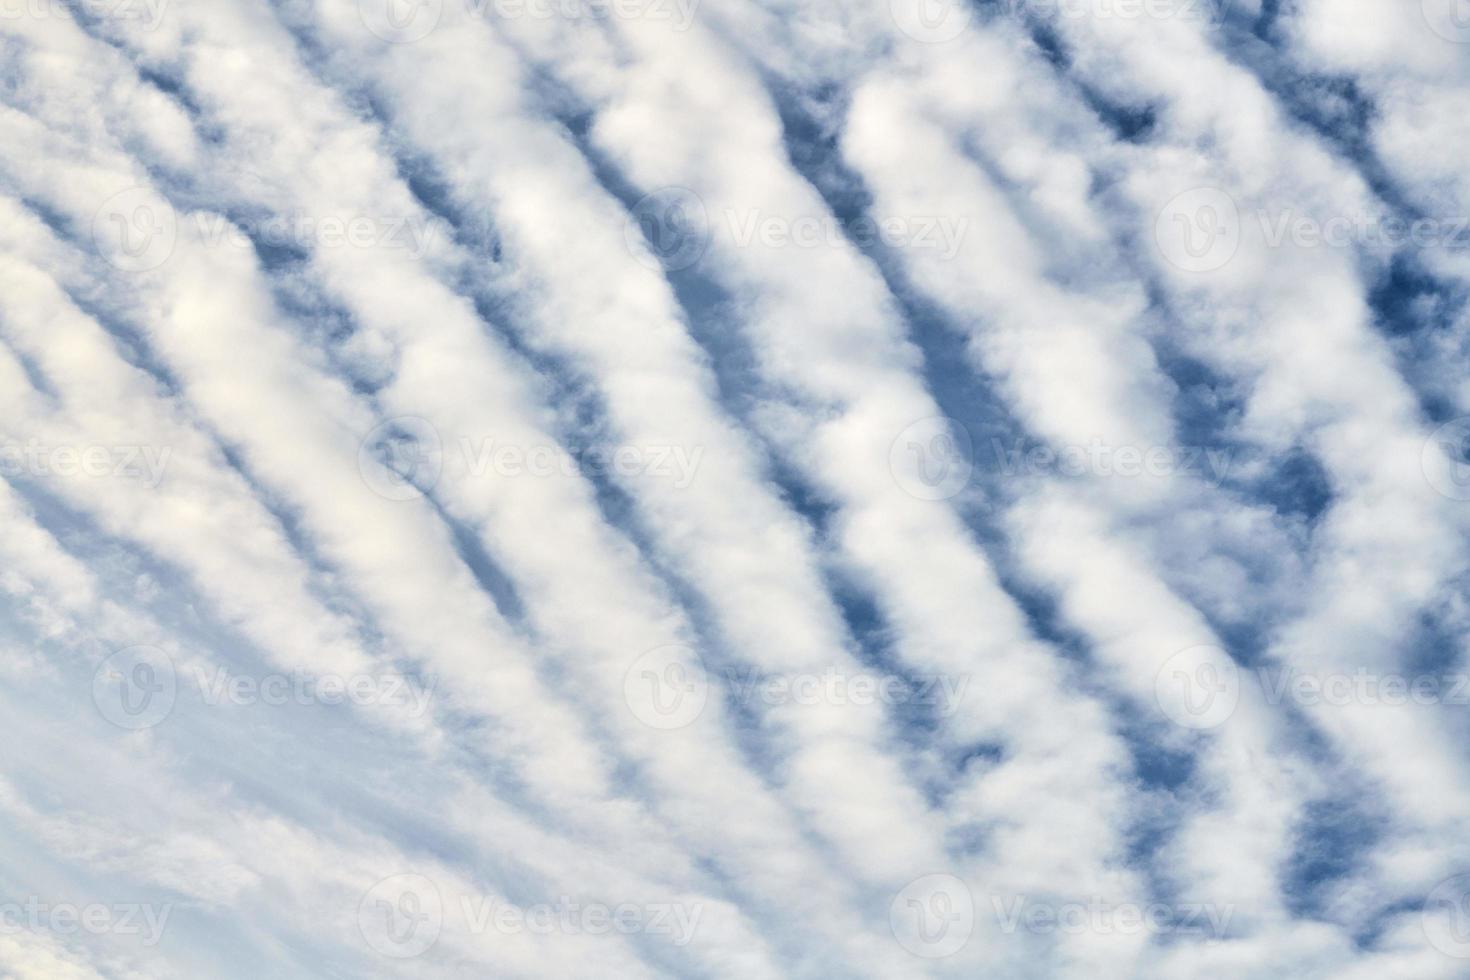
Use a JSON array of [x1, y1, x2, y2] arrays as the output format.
[[0, 0, 1468, 977]]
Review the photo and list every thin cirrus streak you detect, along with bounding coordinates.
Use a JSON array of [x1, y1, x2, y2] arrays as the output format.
[[0, 0, 1466, 977]]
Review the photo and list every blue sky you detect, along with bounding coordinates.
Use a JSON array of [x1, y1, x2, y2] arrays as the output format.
[[1, 0, 1469, 976]]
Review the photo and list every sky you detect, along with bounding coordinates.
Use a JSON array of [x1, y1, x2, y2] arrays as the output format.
[[1, 0, 1469, 977]]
